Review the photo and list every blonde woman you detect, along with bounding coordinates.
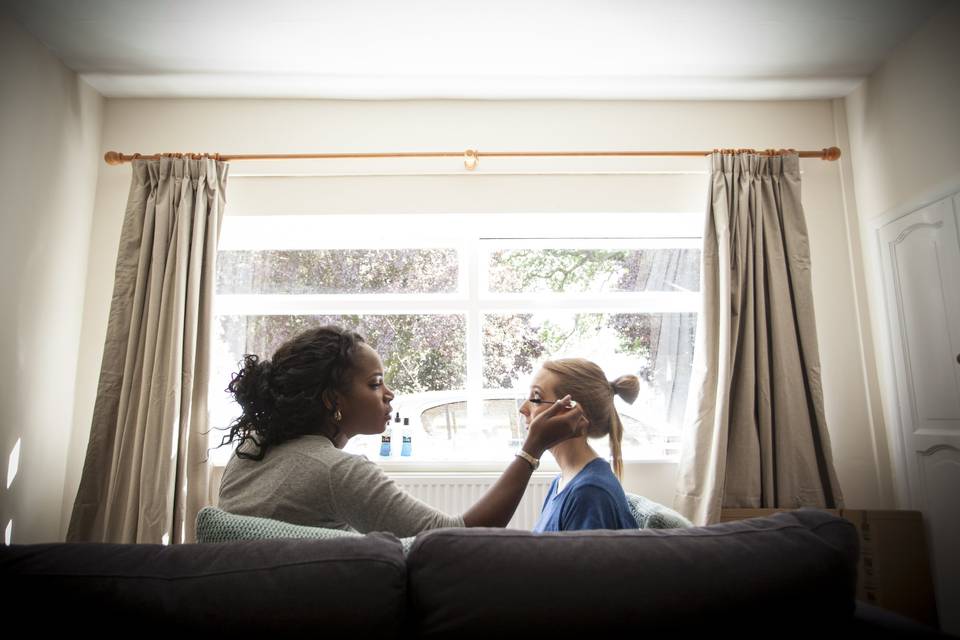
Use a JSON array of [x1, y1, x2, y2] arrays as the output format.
[[519, 358, 639, 532]]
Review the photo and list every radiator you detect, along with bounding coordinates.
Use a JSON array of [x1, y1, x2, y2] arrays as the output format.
[[388, 472, 555, 530]]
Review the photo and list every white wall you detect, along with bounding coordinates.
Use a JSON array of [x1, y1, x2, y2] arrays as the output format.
[[844, 0, 960, 508], [65, 96, 892, 536], [0, 14, 104, 543]]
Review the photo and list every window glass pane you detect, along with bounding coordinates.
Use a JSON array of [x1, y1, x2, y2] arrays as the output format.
[[214, 313, 466, 391], [483, 311, 696, 459], [421, 401, 467, 438], [487, 248, 700, 293], [217, 249, 458, 294], [484, 398, 527, 448]]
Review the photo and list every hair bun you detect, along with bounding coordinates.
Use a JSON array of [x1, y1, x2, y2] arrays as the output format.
[[228, 354, 275, 413], [610, 374, 640, 404], [259, 358, 273, 381]]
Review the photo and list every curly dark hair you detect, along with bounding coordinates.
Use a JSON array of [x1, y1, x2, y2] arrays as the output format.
[[216, 325, 367, 461]]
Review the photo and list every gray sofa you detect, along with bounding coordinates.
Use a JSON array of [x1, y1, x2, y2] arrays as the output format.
[[0, 509, 950, 638]]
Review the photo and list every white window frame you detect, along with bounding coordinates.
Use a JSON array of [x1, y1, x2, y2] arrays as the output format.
[[210, 211, 702, 471]]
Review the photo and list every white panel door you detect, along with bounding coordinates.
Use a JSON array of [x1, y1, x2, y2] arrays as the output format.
[[878, 193, 960, 633]]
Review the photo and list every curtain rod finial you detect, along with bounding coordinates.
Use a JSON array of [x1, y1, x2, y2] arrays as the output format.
[[823, 146, 842, 161], [104, 151, 125, 165]]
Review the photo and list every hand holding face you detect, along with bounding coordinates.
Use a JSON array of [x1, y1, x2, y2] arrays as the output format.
[[522, 395, 587, 458]]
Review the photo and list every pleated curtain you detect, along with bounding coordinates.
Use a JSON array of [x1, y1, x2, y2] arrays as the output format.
[[674, 151, 845, 525], [67, 156, 228, 543]]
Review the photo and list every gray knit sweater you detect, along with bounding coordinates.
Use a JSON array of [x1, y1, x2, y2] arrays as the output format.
[[218, 434, 464, 537]]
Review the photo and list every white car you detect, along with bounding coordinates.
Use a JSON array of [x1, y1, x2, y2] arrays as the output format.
[[346, 389, 679, 461]]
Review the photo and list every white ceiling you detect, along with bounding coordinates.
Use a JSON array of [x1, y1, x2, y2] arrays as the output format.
[[4, 0, 948, 100]]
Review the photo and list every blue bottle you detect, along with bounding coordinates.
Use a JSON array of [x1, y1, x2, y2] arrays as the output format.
[[380, 412, 400, 457], [379, 431, 392, 457], [401, 417, 412, 457]]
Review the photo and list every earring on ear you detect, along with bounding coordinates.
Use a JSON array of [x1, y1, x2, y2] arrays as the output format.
[[333, 408, 342, 422]]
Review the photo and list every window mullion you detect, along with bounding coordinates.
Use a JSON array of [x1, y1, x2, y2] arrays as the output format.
[[466, 234, 483, 399]]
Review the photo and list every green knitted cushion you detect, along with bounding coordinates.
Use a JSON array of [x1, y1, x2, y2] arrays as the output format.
[[625, 493, 694, 529], [196, 506, 417, 554]]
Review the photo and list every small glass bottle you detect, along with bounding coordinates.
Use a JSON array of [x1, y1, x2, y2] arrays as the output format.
[[401, 417, 412, 457], [379, 430, 392, 457]]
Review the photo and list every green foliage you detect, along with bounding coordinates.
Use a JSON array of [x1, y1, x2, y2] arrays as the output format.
[[482, 314, 546, 388], [217, 249, 457, 294], [490, 249, 630, 292]]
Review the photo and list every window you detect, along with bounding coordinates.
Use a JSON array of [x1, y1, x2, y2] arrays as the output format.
[[208, 212, 701, 467]]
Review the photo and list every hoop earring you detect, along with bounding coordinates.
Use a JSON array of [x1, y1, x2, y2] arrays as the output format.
[[333, 409, 342, 423]]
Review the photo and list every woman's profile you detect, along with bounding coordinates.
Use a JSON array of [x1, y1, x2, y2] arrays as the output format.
[[519, 358, 639, 532], [217, 325, 585, 537]]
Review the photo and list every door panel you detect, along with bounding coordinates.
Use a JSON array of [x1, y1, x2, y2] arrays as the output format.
[[878, 193, 960, 634]]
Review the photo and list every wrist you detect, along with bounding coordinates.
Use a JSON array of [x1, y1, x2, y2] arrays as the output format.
[[521, 437, 545, 460]]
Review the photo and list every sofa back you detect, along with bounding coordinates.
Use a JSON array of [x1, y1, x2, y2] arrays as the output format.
[[406, 508, 859, 638], [0, 532, 407, 636]]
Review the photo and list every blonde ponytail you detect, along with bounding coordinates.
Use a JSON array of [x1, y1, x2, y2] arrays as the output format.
[[609, 413, 624, 480]]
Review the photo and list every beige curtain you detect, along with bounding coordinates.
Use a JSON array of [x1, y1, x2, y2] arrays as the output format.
[[674, 151, 844, 526], [67, 156, 228, 544]]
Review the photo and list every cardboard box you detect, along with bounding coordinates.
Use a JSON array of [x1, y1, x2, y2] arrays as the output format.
[[721, 508, 938, 628]]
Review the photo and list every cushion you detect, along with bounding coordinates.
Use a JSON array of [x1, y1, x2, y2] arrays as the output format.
[[625, 492, 694, 528], [0, 533, 407, 636], [196, 506, 418, 554], [406, 508, 859, 638]]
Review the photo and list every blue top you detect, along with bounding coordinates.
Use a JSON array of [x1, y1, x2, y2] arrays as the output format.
[[532, 458, 637, 532]]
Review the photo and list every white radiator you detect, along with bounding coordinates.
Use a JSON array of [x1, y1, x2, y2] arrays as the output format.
[[388, 472, 555, 530]]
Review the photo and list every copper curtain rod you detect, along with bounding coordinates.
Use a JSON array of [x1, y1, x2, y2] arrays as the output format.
[[103, 146, 841, 170]]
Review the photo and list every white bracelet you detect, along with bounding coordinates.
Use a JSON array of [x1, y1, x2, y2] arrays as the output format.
[[515, 449, 540, 471]]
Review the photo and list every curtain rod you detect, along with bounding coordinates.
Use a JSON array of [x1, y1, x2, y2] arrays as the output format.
[[103, 146, 841, 170]]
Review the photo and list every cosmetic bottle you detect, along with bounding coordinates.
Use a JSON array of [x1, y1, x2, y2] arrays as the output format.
[[401, 417, 412, 456], [379, 430, 392, 457]]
